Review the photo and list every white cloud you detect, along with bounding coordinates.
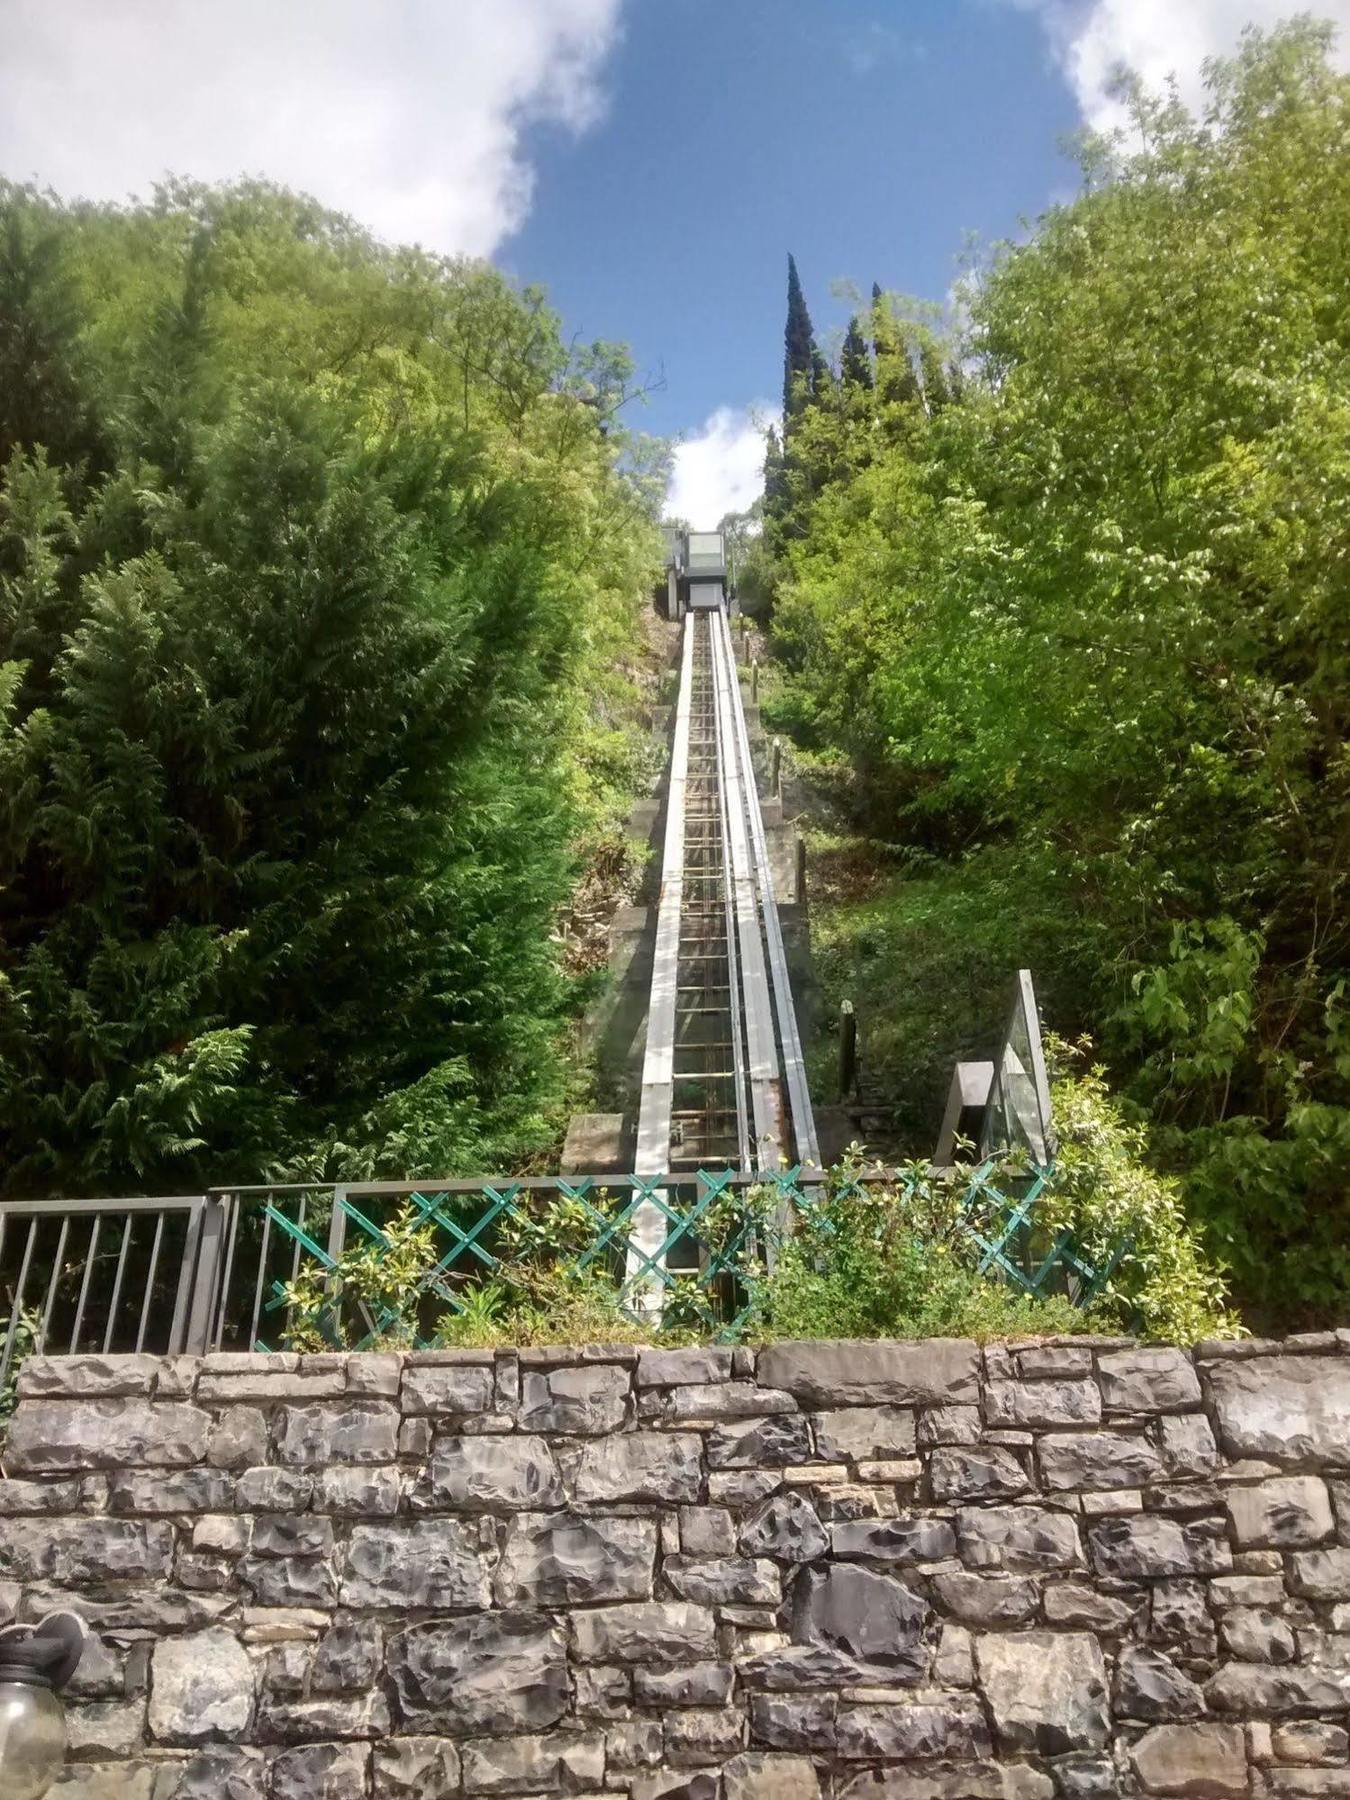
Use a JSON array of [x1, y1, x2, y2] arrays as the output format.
[[1015, 0, 1350, 132], [667, 405, 773, 528], [0, 0, 623, 256]]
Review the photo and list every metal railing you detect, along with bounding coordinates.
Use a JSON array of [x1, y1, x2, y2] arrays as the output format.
[[0, 1195, 223, 1391], [0, 1163, 1119, 1373]]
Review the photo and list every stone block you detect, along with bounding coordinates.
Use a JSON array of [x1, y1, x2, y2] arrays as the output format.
[[976, 1632, 1110, 1755], [273, 1401, 399, 1464], [235, 1468, 312, 1511], [682, 1506, 738, 1556], [0, 1516, 174, 1582], [665, 1555, 781, 1606], [64, 1698, 146, 1759], [373, 1737, 461, 1798], [387, 1615, 569, 1733], [313, 1465, 401, 1515], [571, 1601, 717, 1664], [917, 1405, 982, 1447], [18, 1353, 160, 1398], [929, 1447, 1029, 1502], [1038, 1429, 1163, 1491], [831, 1516, 956, 1564], [1290, 1548, 1350, 1599], [1208, 1356, 1350, 1463], [812, 1407, 917, 1462], [1088, 1514, 1232, 1580], [985, 1379, 1102, 1428], [636, 1662, 735, 1707], [836, 1694, 992, 1760], [494, 1511, 657, 1605], [1206, 1661, 1347, 1713], [749, 1690, 837, 1749], [722, 1752, 822, 1800], [148, 1629, 256, 1743], [519, 1363, 631, 1434], [1156, 1412, 1221, 1476], [957, 1505, 1082, 1572], [573, 1431, 702, 1501], [399, 1362, 495, 1415], [1226, 1475, 1335, 1547], [707, 1414, 813, 1468], [1114, 1646, 1206, 1719], [792, 1564, 929, 1674], [208, 1405, 269, 1469], [933, 1573, 1040, 1626], [258, 1690, 391, 1741], [1129, 1722, 1248, 1795], [756, 1339, 979, 1407], [1098, 1347, 1202, 1412], [271, 1744, 370, 1800], [1219, 1605, 1297, 1663], [5, 1399, 211, 1471], [341, 1521, 488, 1608], [311, 1618, 382, 1692], [638, 1346, 734, 1387], [421, 1435, 562, 1509], [739, 1492, 828, 1562], [459, 1729, 605, 1793], [663, 1705, 746, 1762]]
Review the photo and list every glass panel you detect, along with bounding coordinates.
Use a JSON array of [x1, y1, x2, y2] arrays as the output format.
[[980, 970, 1054, 1167]]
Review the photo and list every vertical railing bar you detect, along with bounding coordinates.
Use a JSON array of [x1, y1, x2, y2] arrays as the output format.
[[170, 1200, 206, 1355], [285, 1194, 307, 1344], [70, 1214, 101, 1353], [290, 1195, 307, 1283], [249, 1205, 273, 1351], [39, 1216, 71, 1351], [183, 1197, 226, 1355], [211, 1192, 240, 1351], [136, 1212, 166, 1354], [103, 1213, 134, 1355], [0, 1220, 40, 1393]]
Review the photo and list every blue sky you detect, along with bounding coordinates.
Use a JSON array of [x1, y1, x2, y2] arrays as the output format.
[[4, 0, 1346, 522], [506, 0, 1082, 458]]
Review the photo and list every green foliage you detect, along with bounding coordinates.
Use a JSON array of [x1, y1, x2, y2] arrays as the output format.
[[760, 23, 1350, 1327], [740, 1160, 1090, 1343], [0, 178, 664, 1196], [280, 1201, 439, 1351]]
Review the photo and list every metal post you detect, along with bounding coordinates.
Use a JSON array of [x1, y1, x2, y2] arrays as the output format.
[[838, 1000, 858, 1102], [183, 1197, 228, 1354], [795, 834, 807, 905], [770, 738, 782, 800], [750, 661, 759, 702]]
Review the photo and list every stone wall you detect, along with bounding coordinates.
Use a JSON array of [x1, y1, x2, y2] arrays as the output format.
[[3, 1335, 1350, 1797]]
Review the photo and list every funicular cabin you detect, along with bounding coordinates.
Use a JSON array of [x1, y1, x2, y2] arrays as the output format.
[[658, 526, 728, 619]]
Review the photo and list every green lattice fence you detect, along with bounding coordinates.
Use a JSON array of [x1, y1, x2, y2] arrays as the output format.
[[203, 1162, 1123, 1353]]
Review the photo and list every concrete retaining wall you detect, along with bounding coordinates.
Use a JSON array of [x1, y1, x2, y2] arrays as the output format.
[[3, 1333, 1350, 1796]]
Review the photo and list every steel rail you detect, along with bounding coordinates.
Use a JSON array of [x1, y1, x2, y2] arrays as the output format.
[[715, 607, 821, 1170], [709, 602, 783, 1166]]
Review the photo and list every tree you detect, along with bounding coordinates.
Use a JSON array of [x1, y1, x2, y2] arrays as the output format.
[[782, 254, 817, 428], [764, 22, 1350, 1327], [0, 179, 661, 1196], [841, 316, 873, 390]]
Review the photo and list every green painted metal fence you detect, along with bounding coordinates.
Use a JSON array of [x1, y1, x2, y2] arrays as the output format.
[[0, 1162, 1124, 1364]]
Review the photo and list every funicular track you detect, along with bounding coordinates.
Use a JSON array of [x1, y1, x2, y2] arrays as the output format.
[[627, 606, 819, 1291]]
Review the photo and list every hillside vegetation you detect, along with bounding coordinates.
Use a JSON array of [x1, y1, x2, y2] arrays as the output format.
[[0, 179, 663, 1194], [751, 23, 1349, 1327]]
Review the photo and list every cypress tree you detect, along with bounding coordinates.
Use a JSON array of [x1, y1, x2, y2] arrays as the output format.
[[841, 316, 873, 390], [920, 341, 951, 414], [782, 254, 817, 427]]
